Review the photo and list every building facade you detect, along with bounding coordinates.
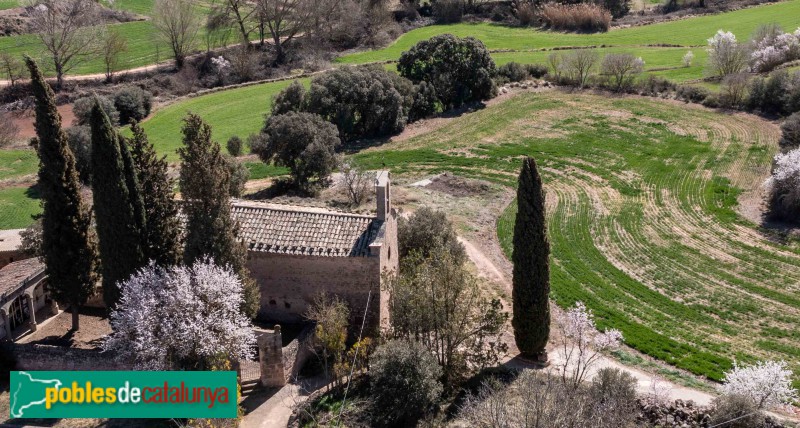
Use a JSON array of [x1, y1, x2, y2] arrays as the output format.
[[232, 171, 398, 333]]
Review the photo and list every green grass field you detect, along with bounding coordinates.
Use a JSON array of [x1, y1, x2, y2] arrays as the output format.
[[0, 186, 40, 229], [136, 78, 309, 161], [351, 90, 797, 383], [0, 150, 37, 182], [338, 0, 800, 65], [0, 0, 19, 9]]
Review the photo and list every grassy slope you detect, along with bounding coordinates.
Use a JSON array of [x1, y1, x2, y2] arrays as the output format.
[[353, 91, 796, 382], [0, 0, 18, 9], [338, 0, 800, 64], [136, 78, 309, 161], [0, 150, 37, 181]]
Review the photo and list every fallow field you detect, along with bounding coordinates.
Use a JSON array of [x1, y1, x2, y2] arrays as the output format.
[[351, 90, 796, 382]]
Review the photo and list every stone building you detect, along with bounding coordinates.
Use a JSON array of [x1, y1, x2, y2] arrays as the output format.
[[232, 171, 398, 333], [0, 258, 50, 341]]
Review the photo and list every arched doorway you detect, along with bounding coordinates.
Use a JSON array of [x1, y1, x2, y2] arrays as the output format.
[[7, 294, 30, 332]]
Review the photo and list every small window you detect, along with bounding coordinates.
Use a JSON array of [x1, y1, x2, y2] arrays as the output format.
[[269, 299, 276, 306], [284, 301, 291, 309], [388, 247, 392, 260]]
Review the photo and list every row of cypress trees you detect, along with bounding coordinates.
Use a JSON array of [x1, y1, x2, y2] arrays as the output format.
[[26, 57, 256, 330]]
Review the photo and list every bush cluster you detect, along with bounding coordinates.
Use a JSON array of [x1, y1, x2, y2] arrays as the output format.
[[398, 34, 497, 110], [497, 62, 549, 84], [540, 3, 612, 33]]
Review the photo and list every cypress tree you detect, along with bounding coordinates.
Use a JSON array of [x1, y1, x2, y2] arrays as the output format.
[[90, 102, 145, 310], [179, 113, 259, 318], [25, 57, 98, 331], [128, 122, 182, 266], [512, 156, 551, 360]]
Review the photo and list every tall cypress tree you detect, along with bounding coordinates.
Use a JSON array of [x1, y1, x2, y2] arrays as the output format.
[[25, 57, 97, 331], [512, 156, 551, 360], [90, 102, 145, 310], [128, 122, 182, 266], [179, 113, 259, 318]]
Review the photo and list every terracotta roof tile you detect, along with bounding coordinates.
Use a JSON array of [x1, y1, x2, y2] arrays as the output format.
[[0, 258, 44, 297], [230, 202, 381, 257]]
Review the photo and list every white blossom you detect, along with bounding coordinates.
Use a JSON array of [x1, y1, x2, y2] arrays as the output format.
[[767, 148, 800, 187], [103, 259, 256, 370], [211, 55, 231, 71], [707, 30, 748, 76], [556, 302, 624, 388], [750, 28, 800, 72], [682, 50, 694, 68], [721, 360, 798, 410]]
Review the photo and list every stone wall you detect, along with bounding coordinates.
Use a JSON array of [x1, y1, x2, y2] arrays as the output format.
[[248, 253, 383, 333], [3, 343, 131, 371]]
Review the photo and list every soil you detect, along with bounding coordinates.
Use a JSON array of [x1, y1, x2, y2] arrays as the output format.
[[9, 103, 75, 141], [17, 306, 111, 349], [424, 172, 492, 197]]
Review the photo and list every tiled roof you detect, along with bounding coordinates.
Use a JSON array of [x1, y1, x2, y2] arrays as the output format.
[[0, 258, 44, 297], [231, 202, 382, 257]]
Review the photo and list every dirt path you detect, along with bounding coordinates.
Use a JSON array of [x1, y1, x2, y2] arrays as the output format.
[[240, 377, 327, 428]]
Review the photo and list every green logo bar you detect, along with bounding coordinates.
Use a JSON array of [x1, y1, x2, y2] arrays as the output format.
[[9, 371, 238, 419]]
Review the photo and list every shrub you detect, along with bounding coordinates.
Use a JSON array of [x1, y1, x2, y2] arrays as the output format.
[[113, 87, 153, 125], [398, 34, 497, 110], [498, 62, 530, 83], [598, 0, 629, 19], [588, 368, 638, 426], [637, 75, 676, 96], [747, 70, 790, 115], [515, 1, 537, 26], [66, 125, 92, 184], [369, 340, 442, 427], [600, 53, 644, 92], [706, 30, 748, 77], [409, 80, 439, 122], [226, 135, 243, 157], [780, 113, 800, 150], [709, 394, 766, 428], [304, 66, 414, 142], [432, 0, 464, 23], [225, 156, 248, 198], [72, 95, 119, 126], [561, 49, 598, 87], [252, 112, 341, 187], [398, 206, 466, 264], [540, 3, 611, 33], [526, 63, 549, 78], [0, 112, 19, 147], [749, 26, 800, 73], [271, 80, 306, 116], [676, 85, 710, 104]]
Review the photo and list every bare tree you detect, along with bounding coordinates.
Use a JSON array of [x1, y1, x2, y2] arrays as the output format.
[[600, 53, 644, 92], [562, 49, 598, 88], [102, 30, 128, 83], [0, 112, 20, 148], [341, 162, 374, 207], [0, 53, 25, 86], [216, 0, 257, 47], [255, 0, 314, 64], [152, 0, 201, 69], [205, 7, 234, 52], [719, 73, 750, 108], [547, 52, 562, 82], [28, 0, 102, 88]]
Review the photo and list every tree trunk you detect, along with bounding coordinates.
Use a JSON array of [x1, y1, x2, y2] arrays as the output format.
[[71, 304, 80, 331]]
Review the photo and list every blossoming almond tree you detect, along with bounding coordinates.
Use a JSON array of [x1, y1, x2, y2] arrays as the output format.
[[706, 30, 748, 77], [556, 302, 623, 389], [721, 360, 798, 410], [103, 259, 256, 370]]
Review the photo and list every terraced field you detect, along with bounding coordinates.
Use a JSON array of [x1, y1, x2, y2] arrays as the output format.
[[353, 90, 798, 382]]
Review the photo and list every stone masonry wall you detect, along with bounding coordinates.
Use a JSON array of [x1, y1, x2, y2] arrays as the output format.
[[247, 253, 382, 333], [4, 343, 132, 371]]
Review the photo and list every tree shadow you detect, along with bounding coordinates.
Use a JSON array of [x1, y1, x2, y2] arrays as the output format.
[[243, 177, 326, 200]]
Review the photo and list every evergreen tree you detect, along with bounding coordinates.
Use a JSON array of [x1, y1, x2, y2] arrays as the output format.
[[179, 113, 259, 318], [25, 57, 98, 331], [512, 156, 551, 360], [90, 102, 145, 310], [128, 122, 182, 266]]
